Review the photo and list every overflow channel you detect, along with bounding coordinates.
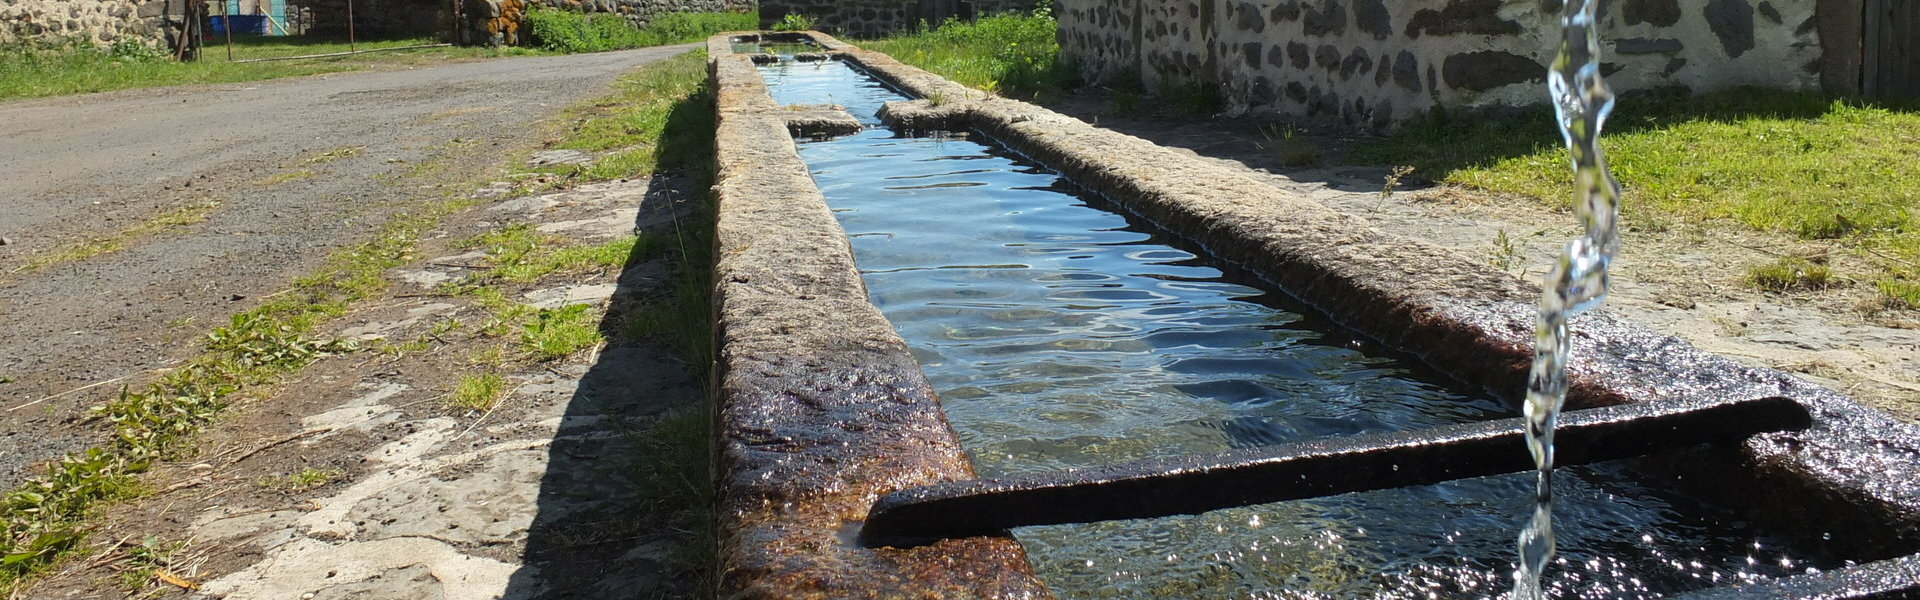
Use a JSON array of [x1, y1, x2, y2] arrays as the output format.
[[753, 55, 1852, 599]]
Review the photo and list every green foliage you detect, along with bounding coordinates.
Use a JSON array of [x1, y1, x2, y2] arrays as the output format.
[[525, 8, 754, 53], [1878, 278, 1920, 310], [864, 11, 1078, 97], [0, 36, 517, 101], [449, 373, 507, 411], [772, 13, 816, 32], [1747, 256, 1836, 292], [1350, 88, 1920, 284], [521, 304, 604, 360]]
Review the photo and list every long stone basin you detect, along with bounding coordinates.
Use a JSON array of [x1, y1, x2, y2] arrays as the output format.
[[704, 30, 1920, 599]]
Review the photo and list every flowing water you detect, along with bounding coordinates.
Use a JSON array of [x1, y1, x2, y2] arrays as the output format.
[[758, 58, 1832, 599], [1517, 2, 1628, 597]]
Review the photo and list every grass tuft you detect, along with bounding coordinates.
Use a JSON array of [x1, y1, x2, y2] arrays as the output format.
[[1747, 256, 1836, 292], [448, 373, 507, 411], [8, 202, 218, 277], [521, 304, 604, 361]]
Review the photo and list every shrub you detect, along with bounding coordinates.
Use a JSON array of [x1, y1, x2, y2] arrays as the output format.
[[773, 13, 815, 32]]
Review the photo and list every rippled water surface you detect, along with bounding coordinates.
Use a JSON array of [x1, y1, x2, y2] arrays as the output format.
[[757, 59, 1834, 599]]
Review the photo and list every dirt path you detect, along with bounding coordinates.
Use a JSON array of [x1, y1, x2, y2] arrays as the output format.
[[1036, 94, 1920, 423], [0, 45, 694, 488]]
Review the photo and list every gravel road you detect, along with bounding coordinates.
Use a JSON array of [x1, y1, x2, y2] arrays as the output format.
[[0, 45, 694, 486]]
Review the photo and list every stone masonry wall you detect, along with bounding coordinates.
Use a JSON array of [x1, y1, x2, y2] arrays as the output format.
[[0, 0, 172, 47], [759, 0, 1031, 39], [1060, 0, 1826, 129]]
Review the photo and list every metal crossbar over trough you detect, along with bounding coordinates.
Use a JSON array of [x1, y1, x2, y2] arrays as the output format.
[[861, 395, 1813, 546]]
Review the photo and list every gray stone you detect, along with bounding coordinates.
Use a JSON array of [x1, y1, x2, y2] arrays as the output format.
[[1392, 50, 1421, 92], [1301, 0, 1346, 36], [1267, 44, 1289, 69], [1757, 1, 1782, 24], [1270, 0, 1301, 22], [1664, 57, 1689, 77], [1622, 0, 1681, 26], [1704, 0, 1755, 58], [1375, 54, 1392, 86], [1241, 42, 1262, 68], [1442, 50, 1543, 91], [1405, 0, 1520, 39], [1615, 37, 1683, 55], [1233, 1, 1264, 33], [1339, 47, 1373, 80], [1285, 81, 1309, 103], [1288, 41, 1311, 69], [1354, 0, 1391, 40], [1314, 44, 1342, 72]]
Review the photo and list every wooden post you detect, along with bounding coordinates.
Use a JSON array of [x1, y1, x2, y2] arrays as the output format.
[[221, 0, 234, 61], [347, 0, 357, 52]]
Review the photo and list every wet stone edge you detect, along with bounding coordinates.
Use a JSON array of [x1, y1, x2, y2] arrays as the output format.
[[810, 31, 1920, 561], [705, 32, 1052, 600]]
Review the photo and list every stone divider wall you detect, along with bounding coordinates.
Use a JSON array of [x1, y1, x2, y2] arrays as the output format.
[[705, 32, 1051, 600], [0, 0, 171, 47], [1059, 0, 1834, 129]]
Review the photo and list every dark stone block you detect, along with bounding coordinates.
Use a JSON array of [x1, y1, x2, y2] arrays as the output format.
[[1235, 1, 1266, 33], [1757, 1, 1782, 24], [1615, 37, 1683, 54], [1315, 44, 1342, 71], [1243, 42, 1263, 68], [1339, 47, 1373, 80], [1288, 41, 1311, 69], [1392, 50, 1420, 91], [1189, 1, 1200, 18], [1302, 0, 1347, 36], [1406, 0, 1521, 39], [1354, 0, 1391, 40], [1796, 13, 1817, 36], [1664, 56, 1689, 76], [1376, 54, 1393, 86], [1442, 50, 1544, 91], [1601, 62, 1625, 77], [1705, 0, 1755, 58], [1285, 80, 1309, 102], [1622, 0, 1681, 26], [1268, 44, 1290, 69], [1371, 98, 1394, 131], [1270, 0, 1301, 22]]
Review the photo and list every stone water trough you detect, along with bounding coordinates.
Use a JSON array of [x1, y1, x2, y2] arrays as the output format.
[[705, 31, 1920, 599]]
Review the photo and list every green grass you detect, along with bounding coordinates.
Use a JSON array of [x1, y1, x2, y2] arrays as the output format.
[[7, 201, 219, 278], [0, 36, 525, 102], [448, 373, 507, 411], [1747, 256, 1836, 292], [863, 11, 1077, 97], [1350, 88, 1920, 307], [257, 467, 345, 491], [539, 50, 714, 181], [525, 9, 754, 53], [456, 225, 651, 284]]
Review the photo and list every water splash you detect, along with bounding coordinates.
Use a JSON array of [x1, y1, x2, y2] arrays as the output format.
[[1514, 0, 1623, 598]]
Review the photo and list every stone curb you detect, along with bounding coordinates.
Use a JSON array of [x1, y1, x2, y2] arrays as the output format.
[[706, 31, 1052, 600]]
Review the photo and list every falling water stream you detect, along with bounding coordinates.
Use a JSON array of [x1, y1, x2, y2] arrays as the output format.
[[755, 55, 1835, 598], [1517, 1, 1627, 597]]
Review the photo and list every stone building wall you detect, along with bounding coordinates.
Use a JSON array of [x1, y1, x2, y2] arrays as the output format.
[[0, 0, 172, 47], [1059, 0, 1829, 129], [759, 0, 1031, 39]]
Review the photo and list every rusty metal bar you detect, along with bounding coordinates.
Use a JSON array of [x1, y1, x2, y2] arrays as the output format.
[[861, 396, 1812, 547]]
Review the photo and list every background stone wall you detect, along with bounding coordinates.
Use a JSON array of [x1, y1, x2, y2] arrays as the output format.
[[1059, 0, 1828, 129], [759, 0, 1031, 39], [0, 0, 171, 47]]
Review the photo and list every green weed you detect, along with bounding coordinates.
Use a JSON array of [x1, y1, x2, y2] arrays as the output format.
[[257, 467, 345, 491], [521, 304, 604, 361], [448, 373, 507, 411], [9, 202, 219, 277], [772, 13, 816, 32], [1747, 256, 1836, 292], [864, 11, 1078, 98], [1877, 278, 1920, 310]]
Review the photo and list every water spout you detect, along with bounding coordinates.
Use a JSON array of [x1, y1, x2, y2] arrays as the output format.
[[1515, 1, 1625, 598]]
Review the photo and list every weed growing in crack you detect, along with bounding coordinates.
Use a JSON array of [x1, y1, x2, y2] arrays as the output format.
[[257, 467, 345, 492], [522, 304, 604, 361], [449, 373, 508, 412]]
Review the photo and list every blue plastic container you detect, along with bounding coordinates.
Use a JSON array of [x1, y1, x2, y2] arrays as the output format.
[[208, 15, 271, 35]]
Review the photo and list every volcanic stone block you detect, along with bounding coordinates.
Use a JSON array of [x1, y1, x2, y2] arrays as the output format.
[[1704, 0, 1756, 58], [1442, 50, 1544, 91], [1616, 37, 1684, 54], [1405, 0, 1521, 39], [1623, 0, 1683, 26], [1300, 0, 1346, 36], [1354, 0, 1391, 40]]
